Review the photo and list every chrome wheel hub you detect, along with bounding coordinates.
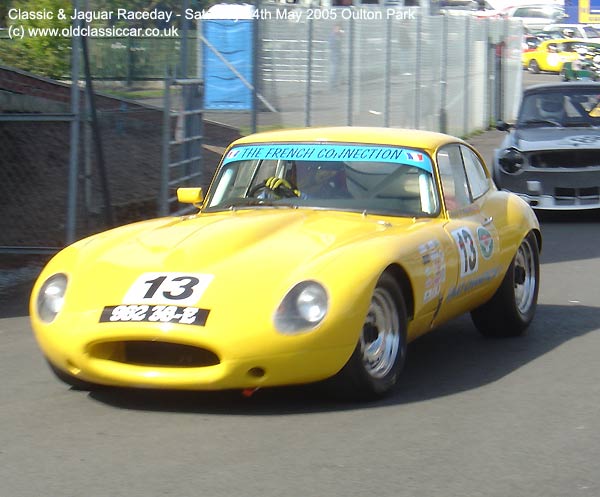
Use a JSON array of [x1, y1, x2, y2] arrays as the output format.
[[360, 287, 401, 379], [514, 238, 536, 316]]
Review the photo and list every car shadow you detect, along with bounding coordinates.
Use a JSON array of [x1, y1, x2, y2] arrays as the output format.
[[88, 303, 600, 415]]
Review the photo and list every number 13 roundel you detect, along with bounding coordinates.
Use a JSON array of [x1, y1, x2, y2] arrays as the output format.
[[451, 228, 479, 278], [122, 273, 214, 306]]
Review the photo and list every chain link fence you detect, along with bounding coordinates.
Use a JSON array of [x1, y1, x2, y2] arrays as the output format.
[[0, 68, 163, 252], [254, 8, 522, 135], [0, 116, 71, 250], [1, 9, 522, 255], [87, 36, 197, 82]]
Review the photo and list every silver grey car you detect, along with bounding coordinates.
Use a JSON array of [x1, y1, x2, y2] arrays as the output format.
[[494, 83, 600, 210]]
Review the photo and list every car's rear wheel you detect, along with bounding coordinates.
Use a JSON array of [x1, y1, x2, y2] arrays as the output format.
[[528, 60, 540, 74], [560, 68, 569, 81], [331, 272, 407, 400], [47, 360, 99, 391], [471, 232, 539, 338]]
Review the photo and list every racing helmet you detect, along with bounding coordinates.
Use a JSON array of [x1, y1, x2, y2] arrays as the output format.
[[563, 28, 575, 37], [537, 94, 564, 120]]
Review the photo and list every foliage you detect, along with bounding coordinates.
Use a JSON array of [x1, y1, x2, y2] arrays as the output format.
[[0, 0, 72, 78], [0, 0, 227, 79]]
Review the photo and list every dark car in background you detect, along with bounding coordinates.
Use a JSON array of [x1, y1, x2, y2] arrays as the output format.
[[494, 83, 600, 210]]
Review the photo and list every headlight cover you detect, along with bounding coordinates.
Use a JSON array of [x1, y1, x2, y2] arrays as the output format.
[[498, 148, 525, 174], [274, 281, 328, 334], [37, 274, 68, 323]]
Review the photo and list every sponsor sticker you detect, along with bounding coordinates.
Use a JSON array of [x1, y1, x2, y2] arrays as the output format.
[[477, 226, 494, 260], [222, 144, 433, 172]]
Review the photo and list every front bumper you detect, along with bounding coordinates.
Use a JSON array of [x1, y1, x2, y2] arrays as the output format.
[[496, 168, 600, 210], [45, 343, 355, 391], [32, 312, 360, 391]]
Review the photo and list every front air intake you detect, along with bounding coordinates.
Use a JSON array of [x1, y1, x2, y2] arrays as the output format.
[[89, 341, 220, 367]]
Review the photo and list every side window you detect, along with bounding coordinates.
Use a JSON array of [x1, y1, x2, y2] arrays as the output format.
[[437, 145, 471, 211], [460, 146, 490, 200]]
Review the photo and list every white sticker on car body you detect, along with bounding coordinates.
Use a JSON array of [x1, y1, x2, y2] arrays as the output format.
[[419, 239, 446, 304], [122, 272, 214, 306], [451, 227, 479, 278]]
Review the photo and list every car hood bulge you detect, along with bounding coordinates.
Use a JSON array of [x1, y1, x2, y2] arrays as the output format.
[[63, 209, 419, 309], [509, 128, 600, 152]]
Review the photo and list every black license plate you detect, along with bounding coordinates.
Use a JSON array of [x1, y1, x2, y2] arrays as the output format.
[[100, 304, 209, 326]]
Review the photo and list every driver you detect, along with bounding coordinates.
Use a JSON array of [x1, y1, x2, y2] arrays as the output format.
[[536, 94, 565, 122], [263, 176, 301, 197], [259, 163, 351, 199], [297, 163, 351, 198]]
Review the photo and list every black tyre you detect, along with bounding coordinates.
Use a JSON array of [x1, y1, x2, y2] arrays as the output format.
[[528, 60, 540, 74], [471, 232, 540, 338], [331, 272, 408, 399], [47, 360, 98, 391], [560, 68, 569, 81]]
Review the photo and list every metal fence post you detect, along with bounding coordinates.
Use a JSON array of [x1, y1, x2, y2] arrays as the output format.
[[439, 15, 448, 134], [384, 14, 392, 128], [347, 16, 354, 126], [414, 14, 422, 129], [160, 76, 171, 217], [67, 0, 81, 244], [463, 16, 470, 136], [252, 10, 259, 134], [305, 15, 314, 127], [483, 19, 490, 128]]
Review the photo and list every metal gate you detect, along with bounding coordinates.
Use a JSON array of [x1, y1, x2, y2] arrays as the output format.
[[160, 78, 205, 216]]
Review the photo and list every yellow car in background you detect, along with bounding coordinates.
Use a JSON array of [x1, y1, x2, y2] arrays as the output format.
[[522, 38, 583, 73], [30, 127, 541, 400]]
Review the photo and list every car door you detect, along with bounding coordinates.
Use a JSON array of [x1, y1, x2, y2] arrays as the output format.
[[433, 144, 503, 323]]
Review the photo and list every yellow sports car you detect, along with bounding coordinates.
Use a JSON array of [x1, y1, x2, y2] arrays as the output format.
[[30, 127, 541, 399], [522, 38, 583, 73]]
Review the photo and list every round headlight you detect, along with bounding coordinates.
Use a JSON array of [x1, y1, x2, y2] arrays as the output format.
[[37, 274, 68, 323], [296, 285, 328, 323], [274, 281, 329, 334], [498, 148, 525, 174]]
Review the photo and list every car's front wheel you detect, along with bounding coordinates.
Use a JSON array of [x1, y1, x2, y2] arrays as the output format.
[[331, 272, 407, 399], [528, 60, 540, 74], [471, 232, 540, 338]]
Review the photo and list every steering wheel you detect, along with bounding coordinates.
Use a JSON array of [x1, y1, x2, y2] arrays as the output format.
[[249, 180, 299, 198]]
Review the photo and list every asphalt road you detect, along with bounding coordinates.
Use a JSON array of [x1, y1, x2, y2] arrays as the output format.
[[1, 68, 599, 497]]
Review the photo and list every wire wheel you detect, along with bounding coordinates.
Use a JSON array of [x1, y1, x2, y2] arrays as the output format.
[[360, 286, 401, 379]]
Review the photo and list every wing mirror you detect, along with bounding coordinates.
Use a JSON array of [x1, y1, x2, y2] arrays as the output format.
[[177, 187, 204, 206], [496, 120, 513, 132]]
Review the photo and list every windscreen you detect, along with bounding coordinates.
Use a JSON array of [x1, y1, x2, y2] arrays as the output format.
[[518, 88, 600, 127], [205, 143, 439, 217]]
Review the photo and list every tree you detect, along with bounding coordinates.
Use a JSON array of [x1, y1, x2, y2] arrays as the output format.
[[0, 0, 225, 79], [1, 4, 9, 28], [0, 0, 72, 78]]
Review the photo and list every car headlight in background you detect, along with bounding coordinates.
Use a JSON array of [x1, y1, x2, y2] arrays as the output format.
[[37, 274, 68, 323], [498, 148, 525, 174], [274, 281, 328, 334]]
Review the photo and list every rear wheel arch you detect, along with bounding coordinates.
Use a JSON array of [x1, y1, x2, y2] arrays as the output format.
[[532, 228, 542, 253]]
